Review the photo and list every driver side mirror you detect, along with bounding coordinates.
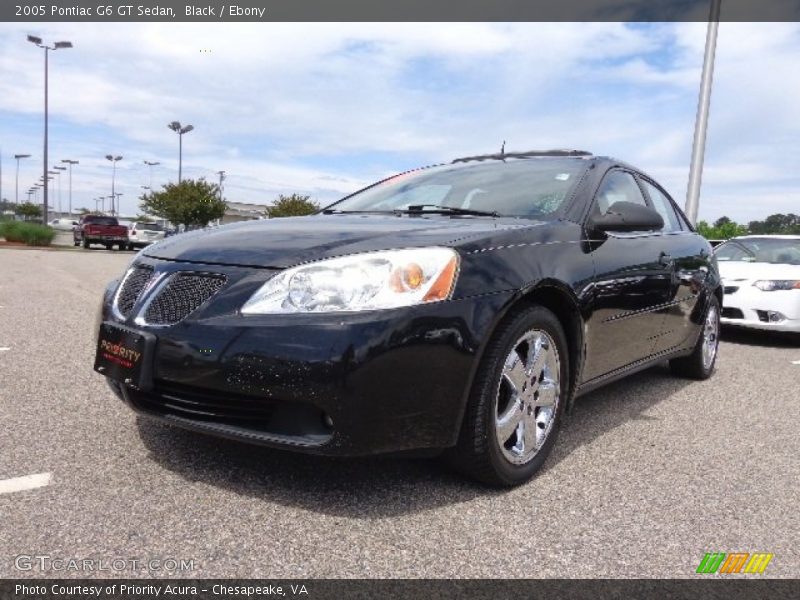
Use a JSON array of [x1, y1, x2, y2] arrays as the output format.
[[588, 201, 664, 233]]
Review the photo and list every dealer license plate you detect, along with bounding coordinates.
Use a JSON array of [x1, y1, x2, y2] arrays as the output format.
[[94, 322, 155, 390]]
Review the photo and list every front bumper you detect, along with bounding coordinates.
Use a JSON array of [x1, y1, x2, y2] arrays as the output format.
[[101, 259, 512, 456], [721, 287, 800, 333]]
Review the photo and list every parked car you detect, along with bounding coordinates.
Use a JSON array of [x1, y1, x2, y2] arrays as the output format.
[[48, 218, 79, 231], [95, 150, 721, 486], [127, 221, 167, 250], [715, 235, 800, 332], [74, 215, 129, 250]]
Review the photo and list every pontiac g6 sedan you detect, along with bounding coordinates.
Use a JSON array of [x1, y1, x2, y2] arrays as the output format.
[[95, 150, 722, 486]]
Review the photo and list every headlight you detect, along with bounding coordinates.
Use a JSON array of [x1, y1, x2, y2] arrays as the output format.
[[241, 248, 459, 314], [753, 280, 800, 292]]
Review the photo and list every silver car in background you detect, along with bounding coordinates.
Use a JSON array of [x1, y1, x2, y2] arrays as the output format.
[[127, 221, 167, 250]]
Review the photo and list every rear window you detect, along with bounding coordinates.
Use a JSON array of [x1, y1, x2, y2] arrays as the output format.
[[84, 216, 119, 226], [137, 222, 164, 231]]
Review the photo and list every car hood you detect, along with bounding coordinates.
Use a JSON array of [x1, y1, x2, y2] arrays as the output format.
[[717, 260, 800, 282], [143, 214, 540, 268]]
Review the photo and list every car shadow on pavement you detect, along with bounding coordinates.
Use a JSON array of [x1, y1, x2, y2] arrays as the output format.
[[135, 363, 693, 518], [721, 326, 799, 348], [543, 363, 693, 473]]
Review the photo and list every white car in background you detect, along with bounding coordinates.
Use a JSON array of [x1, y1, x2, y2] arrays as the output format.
[[127, 221, 166, 250], [48, 218, 79, 231], [715, 235, 800, 332]]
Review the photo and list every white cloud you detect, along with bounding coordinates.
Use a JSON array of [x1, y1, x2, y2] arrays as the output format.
[[0, 22, 798, 222]]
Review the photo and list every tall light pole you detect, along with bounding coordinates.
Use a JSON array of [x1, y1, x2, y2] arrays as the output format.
[[143, 160, 159, 189], [216, 170, 226, 199], [105, 155, 122, 215], [685, 0, 721, 225], [61, 159, 78, 216], [27, 35, 73, 225], [14, 154, 31, 204], [48, 169, 61, 214], [53, 165, 66, 214], [167, 121, 193, 183]]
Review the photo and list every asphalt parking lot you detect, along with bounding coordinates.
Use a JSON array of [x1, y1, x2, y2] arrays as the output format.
[[1, 248, 798, 579]]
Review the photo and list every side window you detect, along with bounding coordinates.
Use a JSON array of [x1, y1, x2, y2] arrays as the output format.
[[641, 180, 681, 232], [592, 170, 646, 216]]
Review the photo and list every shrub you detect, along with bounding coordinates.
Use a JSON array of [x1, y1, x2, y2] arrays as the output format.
[[0, 221, 55, 246]]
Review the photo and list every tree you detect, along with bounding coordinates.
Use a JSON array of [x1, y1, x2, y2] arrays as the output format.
[[695, 217, 747, 240], [139, 179, 226, 228], [15, 202, 42, 221], [748, 213, 800, 235], [265, 193, 320, 218], [713, 216, 731, 228]]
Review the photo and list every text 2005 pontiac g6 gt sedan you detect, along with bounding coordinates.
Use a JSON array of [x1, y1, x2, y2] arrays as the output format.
[[95, 150, 721, 486]]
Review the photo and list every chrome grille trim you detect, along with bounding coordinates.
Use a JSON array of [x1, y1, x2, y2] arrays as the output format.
[[112, 264, 155, 320], [133, 272, 227, 327]]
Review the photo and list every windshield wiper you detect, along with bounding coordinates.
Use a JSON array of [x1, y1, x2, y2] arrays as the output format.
[[397, 204, 498, 217], [321, 209, 397, 215]]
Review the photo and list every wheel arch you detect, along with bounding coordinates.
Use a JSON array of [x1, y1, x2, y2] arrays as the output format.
[[455, 279, 586, 440]]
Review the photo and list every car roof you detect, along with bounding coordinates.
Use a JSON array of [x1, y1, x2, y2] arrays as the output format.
[[729, 235, 800, 240]]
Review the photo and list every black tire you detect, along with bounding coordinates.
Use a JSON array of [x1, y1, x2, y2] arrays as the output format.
[[82, 238, 90, 249], [447, 305, 569, 487], [104, 243, 112, 250], [669, 294, 720, 380], [73, 240, 80, 247]]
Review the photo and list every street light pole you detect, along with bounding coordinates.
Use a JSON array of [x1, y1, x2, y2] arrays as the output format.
[[61, 159, 78, 216], [105, 155, 122, 215], [216, 170, 226, 199], [168, 122, 194, 183], [48, 169, 61, 215], [14, 154, 31, 204], [143, 160, 160, 190], [685, 0, 722, 225], [28, 35, 72, 225], [53, 165, 66, 215]]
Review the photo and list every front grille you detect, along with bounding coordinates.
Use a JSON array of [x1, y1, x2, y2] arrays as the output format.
[[723, 286, 739, 295], [721, 307, 744, 319], [143, 273, 226, 325], [116, 265, 155, 317]]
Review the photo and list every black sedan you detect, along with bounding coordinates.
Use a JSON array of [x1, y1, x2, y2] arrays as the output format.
[[95, 150, 721, 486]]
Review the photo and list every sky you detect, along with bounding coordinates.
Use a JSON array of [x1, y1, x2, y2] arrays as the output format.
[[0, 22, 798, 223]]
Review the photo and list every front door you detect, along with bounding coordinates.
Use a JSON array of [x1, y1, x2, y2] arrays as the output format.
[[581, 170, 673, 382]]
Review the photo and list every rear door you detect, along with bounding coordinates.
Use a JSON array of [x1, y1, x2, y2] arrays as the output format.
[[581, 169, 673, 381], [638, 177, 709, 353]]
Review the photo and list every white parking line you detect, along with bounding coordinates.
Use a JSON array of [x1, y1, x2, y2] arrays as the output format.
[[792, 360, 800, 365], [0, 473, 52, 495], [0, 347, 10, 352]]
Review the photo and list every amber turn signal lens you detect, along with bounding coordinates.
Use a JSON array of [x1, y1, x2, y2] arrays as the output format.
[[423, 256, 458, 302]]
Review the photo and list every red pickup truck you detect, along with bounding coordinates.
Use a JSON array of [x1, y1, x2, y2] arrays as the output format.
[[73, 215, 129, 250]]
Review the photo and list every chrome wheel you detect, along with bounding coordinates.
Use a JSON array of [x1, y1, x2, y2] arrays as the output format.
[[495, 329, 561, 465], [702, 303, 720, 370]]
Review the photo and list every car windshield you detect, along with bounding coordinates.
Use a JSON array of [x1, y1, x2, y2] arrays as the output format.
[[137, 222, 163, 231], [327, 159, 586, 218], [715, 238, 800, 265]]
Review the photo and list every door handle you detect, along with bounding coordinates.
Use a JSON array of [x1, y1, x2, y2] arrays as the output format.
[[659, 252, 673, 266]]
